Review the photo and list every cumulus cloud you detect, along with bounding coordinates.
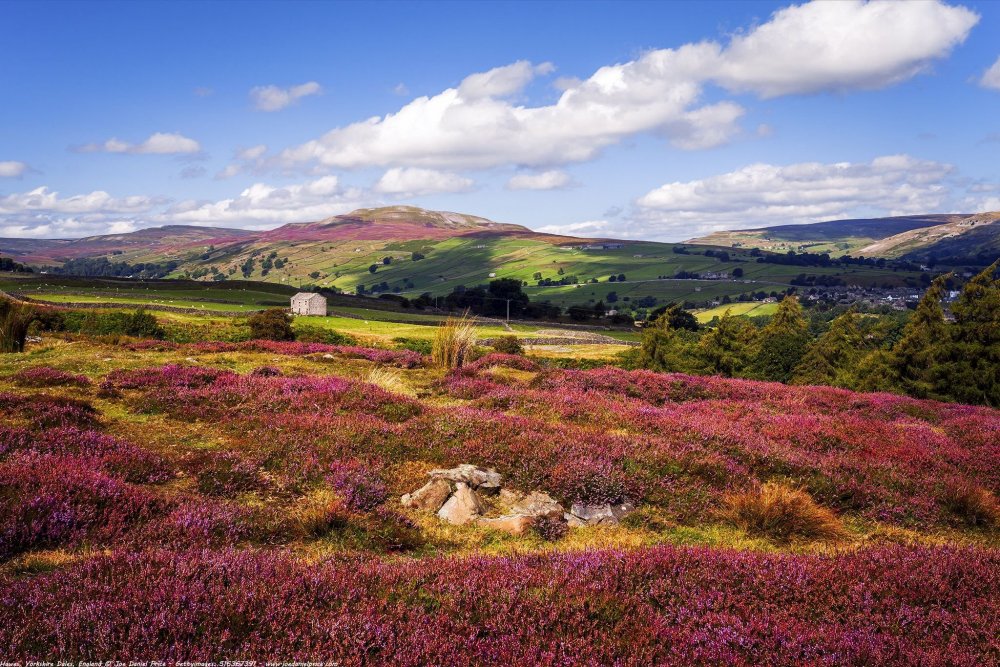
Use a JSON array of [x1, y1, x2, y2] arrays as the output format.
[[75, 132, 202, 155], [373, 168, 474, 196], [507, 170, 572, 191], [0, 161, 31, 178], [215, 144, 270, 179], [536, 220, 609, 236], [275, 1, 975, 172], [250, 81, 322, 111], [0, 186, 164, 238], [156, 176, 371, 229], [980, 56, 1000, 90], [633, 155, 958, 239], [0, 176, 375, 237], [713, 0, 978, 97]]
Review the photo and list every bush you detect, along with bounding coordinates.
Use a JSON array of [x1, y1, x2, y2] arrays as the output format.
[[533, 515, 568, 541], [432, 313, 477, 369], [0, 298, 34, 353], [294, 325, 357, 346], [393, 337, 433, 355], [247, 308, 295, 341], [491, 335, 523, 355], [725, 483, 848, 542], [941, 480, 1000, 527]]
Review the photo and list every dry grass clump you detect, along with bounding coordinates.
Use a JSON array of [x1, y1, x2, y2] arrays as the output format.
[[365, 366, 416, 398], [0, 297, 34, 353], [942, 480, 1000, 527], [432, 313, 477, 370], [286, 490, 349, 539], [725, 482, 848, 543]]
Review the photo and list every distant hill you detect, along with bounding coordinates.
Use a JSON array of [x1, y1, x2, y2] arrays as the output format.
[[688, 212, 1000, 262]]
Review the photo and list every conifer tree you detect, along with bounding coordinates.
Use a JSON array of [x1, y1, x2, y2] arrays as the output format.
[[696, 310, 758, 377], [638, 310, 697, 373], [752, 295, 809, 383], [885, 274, 951, 399], [945, 261, 1000, 406], [791, 308, 864, 387]]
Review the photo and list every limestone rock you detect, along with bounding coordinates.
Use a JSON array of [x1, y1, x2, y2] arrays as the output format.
[[569, 502, 635, 526], [401, 479, 452, 511], [499, 488, 525, 505], [564, 512, 586, 528], [437, 482, 485, 525], [429, 464, 502, 490], [478, 514, 534, 535], [511, 491, 563, 519]]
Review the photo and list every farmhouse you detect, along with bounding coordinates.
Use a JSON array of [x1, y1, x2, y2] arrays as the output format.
[[290, 292, 327, 316]]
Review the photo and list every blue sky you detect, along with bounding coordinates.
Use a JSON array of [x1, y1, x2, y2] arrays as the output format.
[[1, 0, 998, 241]]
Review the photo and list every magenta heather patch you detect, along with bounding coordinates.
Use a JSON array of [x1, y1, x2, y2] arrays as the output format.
[[11, 366, 92, 388], [1, 545, 997, 663]]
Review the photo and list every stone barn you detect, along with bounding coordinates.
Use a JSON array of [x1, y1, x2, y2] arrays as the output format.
[[290, 292, 327, 316]]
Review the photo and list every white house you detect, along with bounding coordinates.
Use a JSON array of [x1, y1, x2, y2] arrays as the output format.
[[290, 292, 327, 316]]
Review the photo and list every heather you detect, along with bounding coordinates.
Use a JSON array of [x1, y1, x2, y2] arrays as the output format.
[[1, 337, 997, 661], [2, 546, 998, 664]]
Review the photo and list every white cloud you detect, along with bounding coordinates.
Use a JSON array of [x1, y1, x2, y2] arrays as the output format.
[[0, 161, 31, 178], [507, 170, 572, 191], [0, 186, 163, 238], [980, 56, 1000, 90], [393, 83, 410, 96], [275, 1, 975, 172], [157, 176, 372, 229], [250, 81, 322, 111], [76, 132, 202, 155], [216, 145, 269, 179], [536, 219, 609, 236], [634, 155, 957, 239], [713, 0, 978, 97], [373, 167, 474, 196]]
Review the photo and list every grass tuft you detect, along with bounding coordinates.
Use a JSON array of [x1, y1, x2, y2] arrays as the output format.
[[431, 313, 477, 370], [942, 480, 1000, 527], [725, 482, 849, 543]]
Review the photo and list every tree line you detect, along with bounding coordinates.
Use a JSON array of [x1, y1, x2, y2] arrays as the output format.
[[638, 261, 1000, 407]]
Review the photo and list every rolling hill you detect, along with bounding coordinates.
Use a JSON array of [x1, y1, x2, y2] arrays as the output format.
[[0, 205, 938, 309], [688, 211, 1000, 261]]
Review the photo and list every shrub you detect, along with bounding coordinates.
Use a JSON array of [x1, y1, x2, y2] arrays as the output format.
[[327, 461, 388, 512], [11, 366, 91, 388], [0, 298, 34, 353], [491, 335, 523, 355], [941, 480, 1000, 527], [250, 365, 283, 377], [293, 325, 357, 346], [195, 453, 268, 497], [247, 308, 295, 341], [432, 313, 477, 369], [533, 515, 568, 541], [724, 482, 848, 542], [393, 336, 433, 355]]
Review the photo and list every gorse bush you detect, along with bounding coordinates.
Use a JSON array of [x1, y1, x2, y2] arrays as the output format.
[[724, 483, 848, 543], [432, 313, 477, 369]]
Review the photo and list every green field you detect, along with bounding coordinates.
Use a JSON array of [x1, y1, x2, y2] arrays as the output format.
[[694, 301, 781, 323]]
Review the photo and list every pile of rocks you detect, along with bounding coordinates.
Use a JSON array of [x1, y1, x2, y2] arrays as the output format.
[[401, 464, 634, 535]]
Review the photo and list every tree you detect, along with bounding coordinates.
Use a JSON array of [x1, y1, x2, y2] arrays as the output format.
[[696, 311, 758, 377], [412, 252, 425, 261], [751, 295, 809, 382], [638, 311, 698, 373], [486, 278, 530, 317], [791, 309, 865, 387], [248, 308, 295, 341], [733, 267, 744, 278], [649, 303, 699, 331], [383, 256, 392, 265], [943, 261, 1000, 406], [882, 275, 951, 399], [368, 264, 378, 274]]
